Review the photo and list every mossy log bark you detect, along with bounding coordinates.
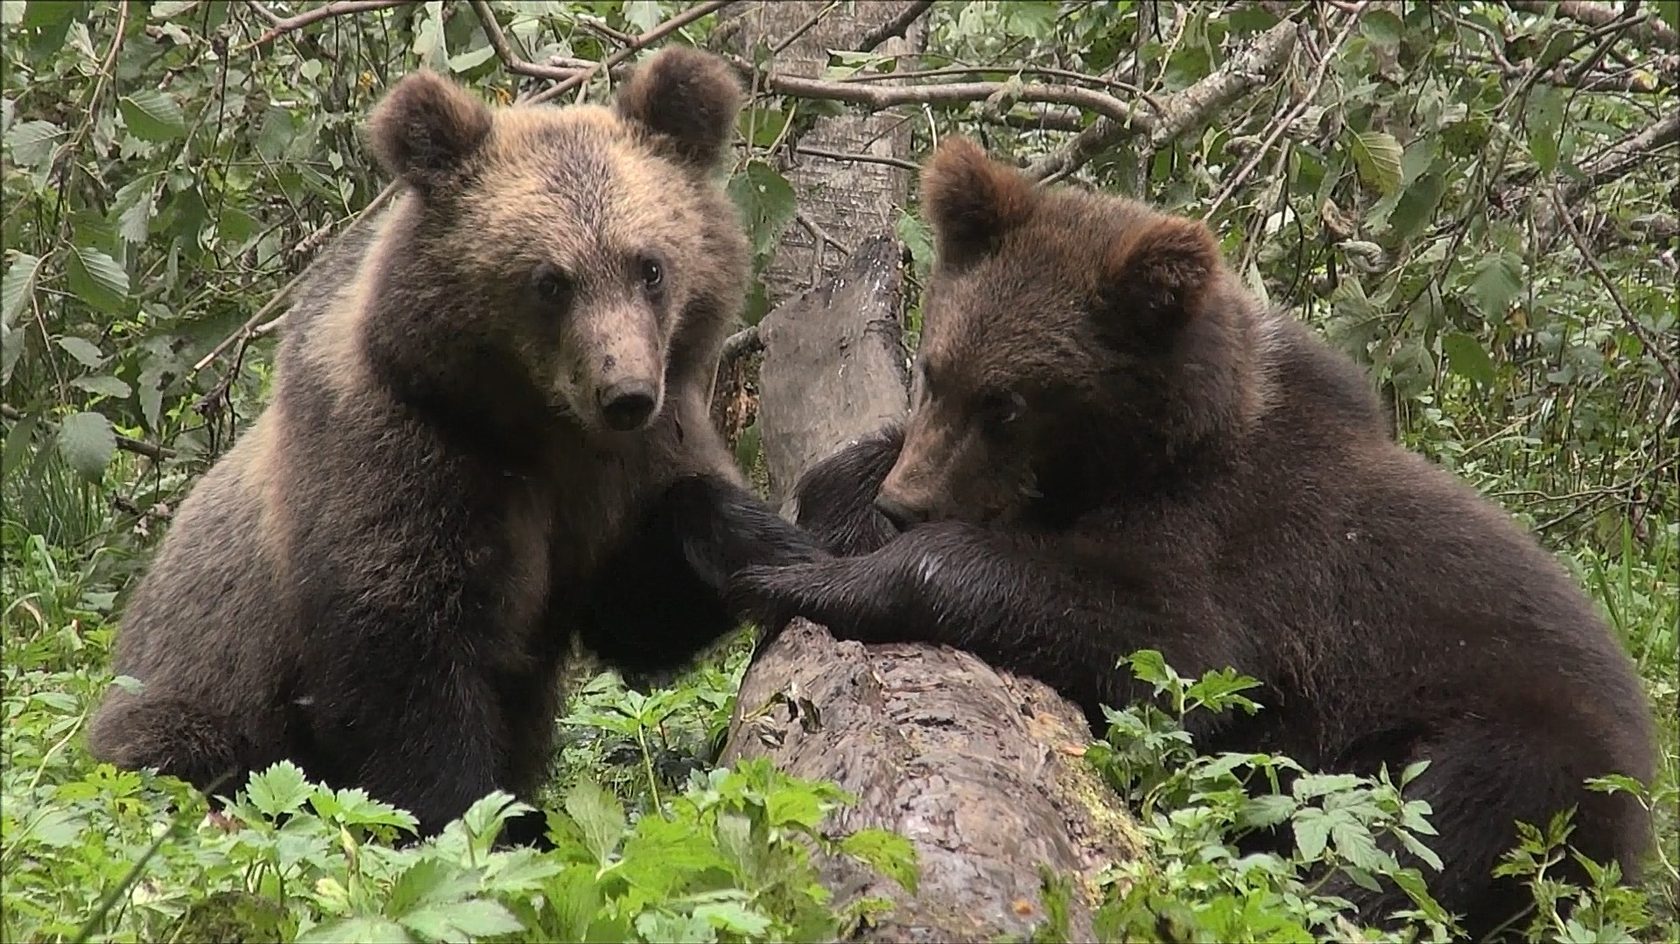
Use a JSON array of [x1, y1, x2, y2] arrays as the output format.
[[718, 236, 1140, 942]]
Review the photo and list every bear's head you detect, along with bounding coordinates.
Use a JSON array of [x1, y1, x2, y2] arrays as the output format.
[[875, 138, 1257, 529], [361, 47, 747, 437]]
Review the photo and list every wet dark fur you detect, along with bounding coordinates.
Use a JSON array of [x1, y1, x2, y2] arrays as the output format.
[[734, 138, 1656, 937], [87, 50, 823, 840]]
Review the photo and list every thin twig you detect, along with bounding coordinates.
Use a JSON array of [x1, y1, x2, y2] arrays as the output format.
[[523, 0, 740, 105], [794, 145, 919, 172], [244, 0, 412, 49], [1205, 5, 1365, 219], [1548, 187, 1680, 392]]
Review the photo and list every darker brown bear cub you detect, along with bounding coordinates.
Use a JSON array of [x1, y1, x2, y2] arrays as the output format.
[[87, 49, 823, 841], [734, 137, 1656, 937]]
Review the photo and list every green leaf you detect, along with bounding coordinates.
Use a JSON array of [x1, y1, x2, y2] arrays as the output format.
[[1443, 332, 1496, 387], [5, 119, 63, 166], [113, 178, 157, 245], [1387, 172, 1446, 245], [138, 365, 165, 432], [386, 858, 473, 917], [55, 336, 105, 368], [299, 917, 412, 944], [0, 2, 23, 26], [119, 89, 187, 143], [246, 760, 313, 817], [149, 0, 202, 18], [1, 321, 21, 386], [839, 828, 919, 893], [65, 245, 129, 313], [727, 161, 797, 258], [1349, 131, 1404, 196], [56, 411, 116, 482], [1361, 9, 1403, 47], [693, 900, 772, 936], [72, 375, 132, 399], [1527, 85, 1565, 173], [1239, 794, 1298, 830], [401, 900, 523, 941], [1293, 809, 1329, 861], [1468, 251, 1523, 320], [2, 252, 42, 327], [2, 412, 39, 477], [564, 780, 625, 866]]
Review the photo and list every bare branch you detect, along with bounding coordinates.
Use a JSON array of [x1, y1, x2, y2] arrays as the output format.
[[793, 144, 920, 172], [469, 0, 575, 81], [1, 403, 176, 462], [856, 0, 936, 53], [1502, 0, 1678, 51], [738, 60, 1149, 126], [244, 0, 413, 49], [1027, 17, 1299, 181]]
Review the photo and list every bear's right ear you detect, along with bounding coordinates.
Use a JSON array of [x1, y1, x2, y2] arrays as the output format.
[[1096, 214, 1222, 339], [368, 71, 492, 194], [920, 137, 1036, 270], [617, 47, 745, 170]]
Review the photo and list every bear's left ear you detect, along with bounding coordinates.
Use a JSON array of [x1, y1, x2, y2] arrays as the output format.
[[617, 47, 745, 170], [1097, 215, 1222, 339], [368, 70, 493, 195], [920, 137, 1036, 270]]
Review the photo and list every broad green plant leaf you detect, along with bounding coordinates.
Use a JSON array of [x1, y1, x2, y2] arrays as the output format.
[[56, 410, 116, 481]]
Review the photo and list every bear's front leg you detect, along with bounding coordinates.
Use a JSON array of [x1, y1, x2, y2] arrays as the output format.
[[732, 521, 1237, 722]]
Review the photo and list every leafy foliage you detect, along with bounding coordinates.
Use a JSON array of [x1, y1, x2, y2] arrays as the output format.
[[2, 1, 1676, 942]]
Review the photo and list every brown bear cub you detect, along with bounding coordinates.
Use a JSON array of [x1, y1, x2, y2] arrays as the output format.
[[734, 137, 1656, 936], [87, 49, 824, 841]]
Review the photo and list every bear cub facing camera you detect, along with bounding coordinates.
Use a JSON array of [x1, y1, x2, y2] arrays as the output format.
[[735, 137, 1656, 936], [87, 48, 823, 839]]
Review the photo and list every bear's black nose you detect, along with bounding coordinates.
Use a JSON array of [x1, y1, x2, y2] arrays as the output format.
[[599, 382, 657, 431], [873, 495, 926, 532]]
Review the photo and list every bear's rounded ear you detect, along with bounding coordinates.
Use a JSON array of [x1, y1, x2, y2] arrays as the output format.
[[1097, 215, 1222, 338], [920, 137, 1035, 270], [617, 47, 744, 170], [368, 71, 492, 194]]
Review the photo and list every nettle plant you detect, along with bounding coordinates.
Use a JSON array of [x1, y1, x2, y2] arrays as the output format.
[[1082, 651, 1671, 944]]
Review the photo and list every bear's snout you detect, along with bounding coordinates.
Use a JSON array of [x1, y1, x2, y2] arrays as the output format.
[[598, 380, 658, 431]]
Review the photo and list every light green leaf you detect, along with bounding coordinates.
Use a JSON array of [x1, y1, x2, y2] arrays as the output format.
[[299, 917, 412, 944], [5, 119, 63, 166], [1527, 85, 1565, 173], [113, 179, 157, 245], [1443, 332, 1496, 387], [66, 245, 129, 313], [0, 2, 24, 27], [56, 411, 117, 482], [1361, 9, 1403, 47], [138, 365, 165, 432], [446, 43, 496, 74], [693, 901, 772, 936], [119, 89, 187, 143], [2, 251, 42, 326], [564, 780, 625, 866], [1, 321, 20, 386], [247, 760, 313, 817], [55, 336, 105, 368], [1468, 251, 1523, 319], [72, 375, 132, 399], [1293, 809, 1329, 861], [727, 161, 797, 258], [1350, 131, 1404, 196], [150, 0, 201, 18], [839, 828, 919, 893]]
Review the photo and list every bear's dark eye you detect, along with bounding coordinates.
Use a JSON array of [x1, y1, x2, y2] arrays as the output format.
[[979, 389, 1025, 431], [532, 264, 575, 308], [638, 256, 664, 293]]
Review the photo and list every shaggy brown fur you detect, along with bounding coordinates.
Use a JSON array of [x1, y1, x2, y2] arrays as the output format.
[[735, 137, 1656, 938], [88, 49, 823, 840]]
